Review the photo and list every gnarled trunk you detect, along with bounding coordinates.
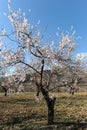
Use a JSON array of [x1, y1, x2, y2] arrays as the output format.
[[70, 87, 74, 95], [1, 86, 8, 96], [47, 97, 56, 124], [5, 91, 7, 96], [36, 61, 56, 125], [37, 83, 56, 125]]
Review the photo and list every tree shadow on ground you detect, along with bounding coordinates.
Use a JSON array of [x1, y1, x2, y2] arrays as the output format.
[[36, 122, 87, 130], [53, 122, 87, 130]]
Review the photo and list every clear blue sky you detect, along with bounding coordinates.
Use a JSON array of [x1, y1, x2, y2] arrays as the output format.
[[0, 0, 87, 55]]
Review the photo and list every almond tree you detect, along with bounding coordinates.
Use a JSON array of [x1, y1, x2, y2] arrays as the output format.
[[63, 62, 83, 95], [0, 1, 82, 124]]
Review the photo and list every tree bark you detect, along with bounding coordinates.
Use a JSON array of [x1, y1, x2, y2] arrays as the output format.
[[70, 87, 74, 95], [1, 86, 7, 96], [47, 97, 56, 125], [5, 91, 7, 96], [36, 82, 56, 125]]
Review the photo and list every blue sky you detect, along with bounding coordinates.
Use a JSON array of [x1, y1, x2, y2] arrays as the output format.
[[0, 0, 87, 56]]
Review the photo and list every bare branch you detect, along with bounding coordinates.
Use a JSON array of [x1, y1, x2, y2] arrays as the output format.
[[20, 60, 41, 75]]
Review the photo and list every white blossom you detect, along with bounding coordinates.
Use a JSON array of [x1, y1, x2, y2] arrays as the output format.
[[23, 18, 28, 27], [2, 28, 7, 35], [28, 9, 31, 13], [37, 30, 40, 37], [37, 20, 40, 25]]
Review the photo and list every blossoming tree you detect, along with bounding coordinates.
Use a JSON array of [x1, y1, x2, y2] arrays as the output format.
[[0, 1, 83, 124]]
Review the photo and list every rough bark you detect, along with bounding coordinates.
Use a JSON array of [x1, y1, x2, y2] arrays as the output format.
[[35, 58, 56, 124], [70, 87, 74, 95], [5, 91, 7, 96], [36, 82, 56, 125], [1, 86, 8, 96], [47, 97, 56, 124]]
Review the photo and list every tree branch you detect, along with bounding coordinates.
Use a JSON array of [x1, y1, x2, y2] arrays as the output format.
[[20, 60, 41, 75], [40, 59, 44, 84]]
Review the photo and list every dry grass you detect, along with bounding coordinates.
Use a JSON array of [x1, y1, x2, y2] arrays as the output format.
[[55, 92, 87, 122], [0, 92, 87, 129]]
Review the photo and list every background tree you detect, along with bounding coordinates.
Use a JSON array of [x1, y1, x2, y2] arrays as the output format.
[[63, 61, 84, 95]]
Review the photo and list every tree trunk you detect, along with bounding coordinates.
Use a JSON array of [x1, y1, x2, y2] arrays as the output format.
[[47, 97, 56, 125], [36, 82, 56, 125], [70, 87, 74, 95], [5, 91, 7, 96], [1, 86, 7, 96]]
